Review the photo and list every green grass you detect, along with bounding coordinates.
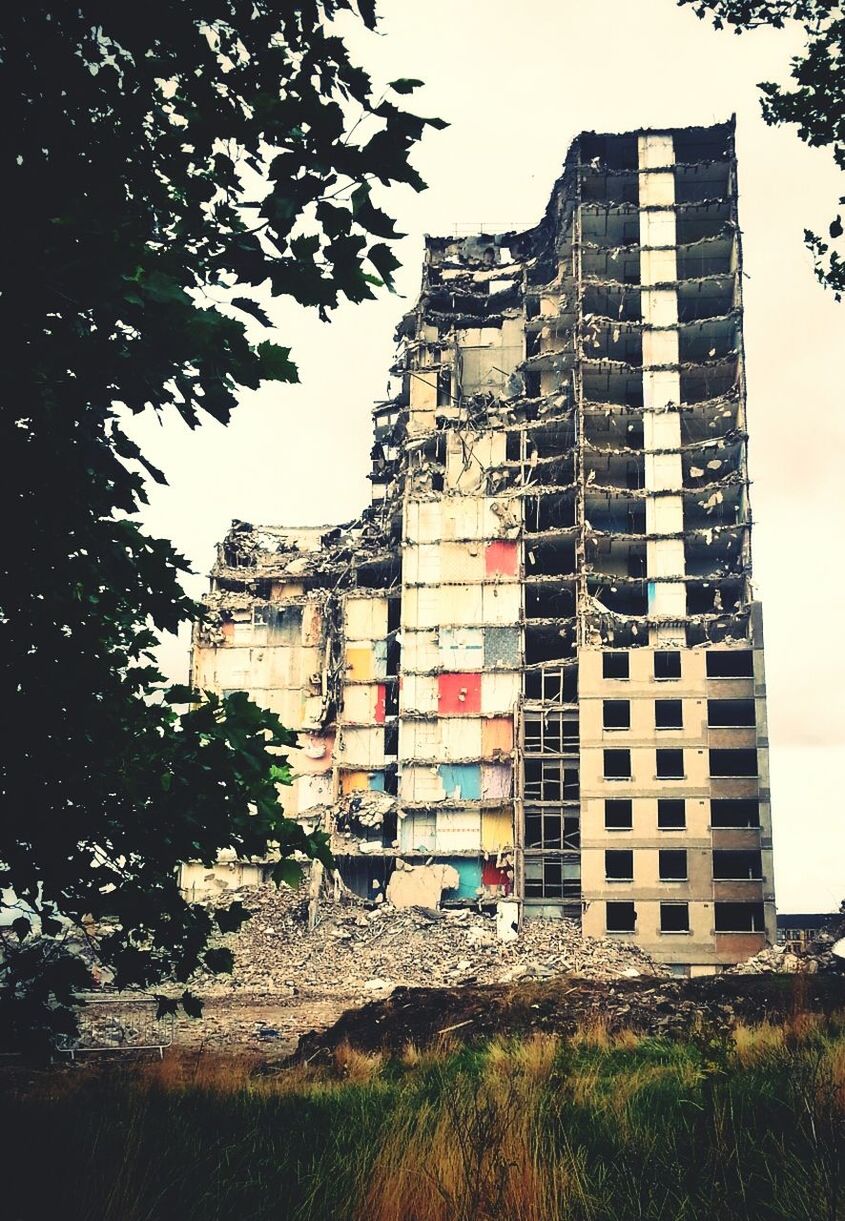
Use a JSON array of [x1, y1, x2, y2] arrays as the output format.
[[5, 1012, 845, 1220]]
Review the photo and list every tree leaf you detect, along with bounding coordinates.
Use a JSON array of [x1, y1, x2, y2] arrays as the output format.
[[215, 901, 252, 934], [367, 242, 402, 290], [389, 78, 425, 94], [256, 341, 299, 383], [271, 859, 304, 889], [155, 996, 179, 1019], [164, 684, 198, 705], [204, 947, 234, 974], [181, 991, 204, 1019], [231, 297, 272, 327]]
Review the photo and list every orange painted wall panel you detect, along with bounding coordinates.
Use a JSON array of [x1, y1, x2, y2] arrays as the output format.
[[481, 717, 513, 757]]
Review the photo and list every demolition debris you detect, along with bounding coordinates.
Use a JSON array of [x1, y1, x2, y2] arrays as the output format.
[[199, 882, 667, 1002]]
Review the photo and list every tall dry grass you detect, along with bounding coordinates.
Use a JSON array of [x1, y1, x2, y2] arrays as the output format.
[[4, 1010, 845, 1221]]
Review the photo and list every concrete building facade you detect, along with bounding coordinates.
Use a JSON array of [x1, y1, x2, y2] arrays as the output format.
[[191, 119, 775, 974]]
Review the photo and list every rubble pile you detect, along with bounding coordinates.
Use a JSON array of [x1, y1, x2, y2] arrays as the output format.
[[729, 922, 845, 976], [727, 945, 805, 975], [201, 883, 667, 1001]]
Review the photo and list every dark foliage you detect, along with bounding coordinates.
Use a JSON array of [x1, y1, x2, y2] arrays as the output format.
[[681, 0, 845, 297], [0, 0, 440, 1050]]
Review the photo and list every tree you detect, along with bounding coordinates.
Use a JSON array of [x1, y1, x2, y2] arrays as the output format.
[[0, 0, 442, 1052], [681, 0, 845, 298]]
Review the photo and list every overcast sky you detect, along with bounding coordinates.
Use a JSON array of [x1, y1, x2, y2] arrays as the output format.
[[127, 0, 844, 912]]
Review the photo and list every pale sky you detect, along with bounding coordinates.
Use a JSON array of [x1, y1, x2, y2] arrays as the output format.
[[127, 0, 844, 913]]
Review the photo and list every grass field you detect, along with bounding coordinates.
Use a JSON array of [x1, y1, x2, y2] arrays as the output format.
[[5, 1009, 845, 1220]]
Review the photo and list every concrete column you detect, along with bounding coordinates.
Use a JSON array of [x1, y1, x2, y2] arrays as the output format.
[[638, 134, 685, 644]]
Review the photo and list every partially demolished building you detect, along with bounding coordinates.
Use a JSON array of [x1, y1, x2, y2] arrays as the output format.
[[191, 119, 775, 974]]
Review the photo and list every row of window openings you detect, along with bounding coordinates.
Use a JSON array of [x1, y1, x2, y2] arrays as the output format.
[[606, 797, 761, 829], [605, 848, 762, 882], [607, 901, 766, 934], [523, 651, 752, 709], [603, 651, 754, 680], [603, 698, 756, 730], [525, 797, 761, 849], [604, 748, 758, 779]]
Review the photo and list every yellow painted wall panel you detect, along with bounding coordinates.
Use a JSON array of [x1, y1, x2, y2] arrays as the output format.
[[481, 807, 513, 851], [346, 646, 374, 681]]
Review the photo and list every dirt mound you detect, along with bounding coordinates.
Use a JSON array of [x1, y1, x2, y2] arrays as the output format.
[[292, 973, 845, 1062]]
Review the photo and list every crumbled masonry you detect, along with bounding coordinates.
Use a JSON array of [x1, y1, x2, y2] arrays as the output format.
[[189, 118, 775, 977], [198, 881, 668, 1001]]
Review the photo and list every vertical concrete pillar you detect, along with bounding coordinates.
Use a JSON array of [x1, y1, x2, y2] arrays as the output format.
[[638, 134, 685, 644]]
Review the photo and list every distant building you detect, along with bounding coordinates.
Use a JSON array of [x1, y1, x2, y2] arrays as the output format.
[[190, 118, 775, 976], [777, 914, 839, 950]]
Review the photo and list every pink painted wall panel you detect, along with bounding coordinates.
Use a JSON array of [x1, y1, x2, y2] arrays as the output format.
[[481, 762, 512, 799]]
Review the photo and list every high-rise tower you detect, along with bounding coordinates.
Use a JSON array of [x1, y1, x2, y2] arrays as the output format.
[[191, 119, 775, 974]]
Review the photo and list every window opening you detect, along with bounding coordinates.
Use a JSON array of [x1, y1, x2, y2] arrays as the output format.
[[659, 849, 688, 880], [655, 699, 683, 729], [605, 798, 633, 830], [658, 798, 686, 829], [604, 749, 631, 780], [656, 748, 685, 779], [603, 652, 629, 679]]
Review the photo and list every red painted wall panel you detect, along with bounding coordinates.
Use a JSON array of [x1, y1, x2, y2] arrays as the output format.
[[437, 672, 482, 715], [375, 683, 386, 724], [485, 540, 518, 576], [481, 859, 513, 895]]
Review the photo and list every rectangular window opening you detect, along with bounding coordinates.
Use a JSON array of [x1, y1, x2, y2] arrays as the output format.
[[656, 748, 685, 779], [654, 651, 681, 680], [715, 902, 765, 932], [604, 748, 631, 780], [655, 699, 683, 730], [605, 798, 633, 830], [710, 749, 758, 777], [603, 652, 630, 679], [603, 699, 631, 730], [525, 808, 581, 852], [658, 798, 686, 829], [707, 651, 754, 679], [708, 699, 756, 727], [710, 798, 760, 828], [659, 849, 688, 881], [660, 902, 690, 932], [524, 854, 581, 900], [606, 900, 636, 932], [605, 849, 633, 881], [713, 850, 762, 880]]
